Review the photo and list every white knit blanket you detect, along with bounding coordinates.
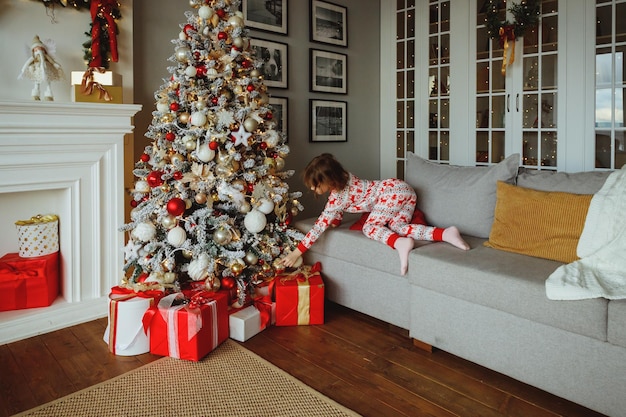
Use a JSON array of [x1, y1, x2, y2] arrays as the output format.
[[546, 166, 626, 300]]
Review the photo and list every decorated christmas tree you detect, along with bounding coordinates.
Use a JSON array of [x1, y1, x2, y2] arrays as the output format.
[[120, 0, 304, 305]]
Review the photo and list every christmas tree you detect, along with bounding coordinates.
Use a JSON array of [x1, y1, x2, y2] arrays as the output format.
[[120, 0, 304, 305]]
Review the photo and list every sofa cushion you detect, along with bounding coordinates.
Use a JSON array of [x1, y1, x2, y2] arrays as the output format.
[[408, 237, 608, 341], [405, 152, 519, 238], [485, 182, 592, 263], [516, 168, 610, 194], [608, 300, 626, 348]]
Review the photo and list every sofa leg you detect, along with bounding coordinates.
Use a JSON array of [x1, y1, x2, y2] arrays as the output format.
[[412, 338, 433, 353]]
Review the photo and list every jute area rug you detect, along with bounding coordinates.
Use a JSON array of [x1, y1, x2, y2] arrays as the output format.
[[15, 340, 360, 417]]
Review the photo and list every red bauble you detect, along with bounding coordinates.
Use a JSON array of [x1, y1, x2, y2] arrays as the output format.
[[183, 24, 195, 35], [166, 198, 186, 216], [216, 8, 226, 18], [246, 84, 255, 92], [165, 132, 176, 141], [130, 200, 138, 208], [169, 102, 180, 112], [241, 59, 251, 68], [265, 111, 273, 120], [209, 141, 219, 150], [140, 153, 150, 162], [137, 273, 149, 283], [247, 183, 255, 193], [211, 97, 219, 105], [173, 171, 183, 180], [259, 142, 268, 150], [195, 65, 207, 77], [221, 276, 236, 290], [146, 171, 164, 187], [217, 31, 227, 40]]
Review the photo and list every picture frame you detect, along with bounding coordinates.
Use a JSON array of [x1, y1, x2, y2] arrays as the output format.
[[310, 0, 347, 47], [310, 49, 347, 94], [268, 96, 288, 139], [251, 39, 288, 89], [310, 99, 347, 143], [242, 0, 287, 35]]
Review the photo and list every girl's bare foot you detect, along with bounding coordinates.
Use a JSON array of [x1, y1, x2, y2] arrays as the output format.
[[442, 226, 470, 250], [394, 237, 414, 276]]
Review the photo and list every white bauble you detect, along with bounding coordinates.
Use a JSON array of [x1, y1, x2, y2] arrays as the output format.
[[156, 102, 169, 112], [257, 198, 274, 214], [206, 68, 218, 79], [228, 15, 244, 28], [188, 253, 210, 281], [198, 5, 213, 19], [244, 209, 267, 233], [131, 222, 156, 242], [161, 215, 177, 229], [190, 111, 207, 126], [185, 66, 197, 77], [167, 226, 187, 247], [134, 180, 150, 193], [196, 143, 215, 162]]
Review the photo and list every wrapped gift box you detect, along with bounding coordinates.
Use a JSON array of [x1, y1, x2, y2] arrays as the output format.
[[275, 263, 324, 326], [70, 70, 122, 86], [15, 214, 59, 258], [229, 302, 275, 342], [71, 85, 123, 104], [0, 252, 59, 311], [103, 287, 164, 356], [146, 291, 229, 361]]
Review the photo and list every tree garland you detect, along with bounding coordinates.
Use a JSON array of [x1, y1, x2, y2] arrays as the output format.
[[484, 0, 540, 74]]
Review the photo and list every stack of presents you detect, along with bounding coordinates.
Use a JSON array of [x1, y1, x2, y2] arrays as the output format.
[[0, 214, 60, 312], [105, 262, 325, 361]]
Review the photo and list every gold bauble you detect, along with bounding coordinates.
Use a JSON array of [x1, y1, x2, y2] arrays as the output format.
[[179, 112, 190, 124], [195, 193, 208, 204], [290, 206, 299, 216], [250, 69, 261, 78], [261, 263, 272, 273], [231, 262, 244, 276], [244, 251, 258, 265], [170, 153, 185, 165], [182, 249, 193, 259], [160, 184, 171, 193], [275, 156, 285, 171], [185, 140, 196, 151], [243, 117, 258, 132], [161, 114, 174, 123]]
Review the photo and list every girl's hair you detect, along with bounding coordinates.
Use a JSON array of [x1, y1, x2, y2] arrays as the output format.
[[303, 153, 349, 192]]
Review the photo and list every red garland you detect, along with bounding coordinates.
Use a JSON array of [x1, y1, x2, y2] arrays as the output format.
[[89, 0, 119, 68]]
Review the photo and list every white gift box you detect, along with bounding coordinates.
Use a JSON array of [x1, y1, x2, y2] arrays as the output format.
[[15, 214, 59, 258], [229, 305, 262, 342], [103, 294, 152, 356]]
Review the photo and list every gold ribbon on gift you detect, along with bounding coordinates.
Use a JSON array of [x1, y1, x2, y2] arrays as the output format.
[[81, 67, 113, 102], [15, 214, 59, 226], [499, 25, 516, 76]]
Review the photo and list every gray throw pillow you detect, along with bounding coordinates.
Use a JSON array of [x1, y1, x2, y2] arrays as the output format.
[[516, 168, 610, 194], [405, 152, 519, 238]]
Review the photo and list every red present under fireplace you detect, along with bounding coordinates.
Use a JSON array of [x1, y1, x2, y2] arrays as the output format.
[[0, 252, 59, 311]]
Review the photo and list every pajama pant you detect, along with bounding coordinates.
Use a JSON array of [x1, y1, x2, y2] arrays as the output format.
[[361, 179, 443, 248]]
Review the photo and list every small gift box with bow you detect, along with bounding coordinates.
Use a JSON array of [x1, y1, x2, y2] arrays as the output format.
[[15, 214, 59, 258], [144, 290, 229, 361], [229, 296, 276, 342], [0, 252, 59, 311], [103, 286, 166, 356], [70, 68, 123, 103], [275, 262, 324, 326]]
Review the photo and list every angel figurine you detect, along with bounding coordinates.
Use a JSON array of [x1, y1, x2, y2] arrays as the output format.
[[18, 35, 64, 101]]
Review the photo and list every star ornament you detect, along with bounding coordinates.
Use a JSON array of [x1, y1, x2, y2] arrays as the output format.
[[231, 124, 252, 148]]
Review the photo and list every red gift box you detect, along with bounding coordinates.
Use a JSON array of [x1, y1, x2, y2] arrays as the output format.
[[0, 252, 59, 311], [275, 262, 324, 326], [144, 290, 229, 361]]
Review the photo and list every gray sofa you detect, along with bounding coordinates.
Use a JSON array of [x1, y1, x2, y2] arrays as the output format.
[[295, 152, 625, 417]]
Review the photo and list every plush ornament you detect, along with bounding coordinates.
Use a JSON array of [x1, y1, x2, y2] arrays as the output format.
[[244, 209, 266, 233], [257, 198, 274, 215], [131, 222, 157, 242], [167, 198, 186, 216], [188, 253, 210, 281], [167, 226, 187, 247]]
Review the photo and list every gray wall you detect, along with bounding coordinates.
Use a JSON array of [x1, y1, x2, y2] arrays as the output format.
[[133, 0, 380, 218]]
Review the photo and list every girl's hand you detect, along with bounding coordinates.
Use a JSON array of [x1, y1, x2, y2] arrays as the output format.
[[281, 248, 303, 268]]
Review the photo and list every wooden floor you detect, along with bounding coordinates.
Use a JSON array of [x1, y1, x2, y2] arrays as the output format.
[[0, 302, 606, 417]]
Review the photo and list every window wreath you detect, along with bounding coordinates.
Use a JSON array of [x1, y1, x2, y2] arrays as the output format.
[[484, 0, 540, 75]]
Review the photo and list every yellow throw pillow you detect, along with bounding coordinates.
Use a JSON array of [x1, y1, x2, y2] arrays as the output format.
[[484, 181, 593, 263]]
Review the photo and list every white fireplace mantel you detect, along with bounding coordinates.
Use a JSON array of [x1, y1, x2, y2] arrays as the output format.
[[0, 101, 141, 344]]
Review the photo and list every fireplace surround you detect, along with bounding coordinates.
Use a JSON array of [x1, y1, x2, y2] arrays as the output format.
[[0, 101, 141, 344]]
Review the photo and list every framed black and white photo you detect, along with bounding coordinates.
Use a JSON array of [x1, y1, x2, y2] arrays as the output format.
[[243, 0, 287, 34], [251, 39, 288, 89], [310, 0, 347, 47], [310, 99, 347, 142], [268, 96, 288, 139], [310, 49, 347, 94]]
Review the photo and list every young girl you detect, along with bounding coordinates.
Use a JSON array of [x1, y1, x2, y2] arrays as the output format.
[[281, 153, 470, 275]]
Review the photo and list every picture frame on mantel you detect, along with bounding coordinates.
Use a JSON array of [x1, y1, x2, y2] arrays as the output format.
[[310, 99, 347, 143], [243, 0, 287, 34], [310, 49, 347, 94], [251, 38, 288, 88], [310, 0, 347, 47]]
